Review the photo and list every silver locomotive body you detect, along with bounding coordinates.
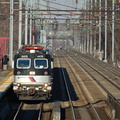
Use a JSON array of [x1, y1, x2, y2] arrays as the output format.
[[13, 45, 53, 100], [13, 75, 52, 100]]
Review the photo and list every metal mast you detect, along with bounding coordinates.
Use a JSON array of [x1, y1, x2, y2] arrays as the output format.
[[99, 0, 101, 53], [29, 1, 32, 44], [112, 0, 115, 63], [89, 0, 93, 55], [86, 1, 90, 54], [9, 0, 14, 67], [18, 0, 22, 48], [93, 0, 97, 57], [25, 0, 28, 45], [104, 0, 107, 62]]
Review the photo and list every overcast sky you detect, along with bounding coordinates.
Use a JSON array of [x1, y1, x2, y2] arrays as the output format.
[[24, 0, 86, 23], [26, 0, 86, 9], [48, 0, 85, 10]]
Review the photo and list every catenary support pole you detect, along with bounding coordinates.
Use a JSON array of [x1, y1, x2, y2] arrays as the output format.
[[99, 0, 101, 53], [29, 13, 32, 44], [9, 0, 14, 67], [25, 1, 28, 45], [112, 0, 115, 63], [93, 0, 97, 57], [18, 0, 22, 48], [90, 0, 93, 55], [104, 0, 107, 62]]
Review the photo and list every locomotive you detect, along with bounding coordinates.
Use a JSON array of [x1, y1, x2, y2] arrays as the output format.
[[13, 44, 53, 100]]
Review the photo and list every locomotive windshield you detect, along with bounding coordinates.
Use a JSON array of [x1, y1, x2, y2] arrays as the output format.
[[34, 58, 48, 69], [17, 58, 31, 69]]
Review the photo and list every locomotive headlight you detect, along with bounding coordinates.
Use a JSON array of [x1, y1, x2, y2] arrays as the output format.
[[44, 83, 48, 87], [13, 86, 18, 90], [17, 83, 21, 87], [35, 87, 39, 90], [47, 86, 52, 90], [29, 71, 35, 75]]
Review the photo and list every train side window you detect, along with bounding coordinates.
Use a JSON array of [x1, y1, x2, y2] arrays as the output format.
[[17, 58, 31, 69], [34, 58, 48, 69]]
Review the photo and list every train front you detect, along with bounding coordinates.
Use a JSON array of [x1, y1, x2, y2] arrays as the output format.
[[13, 45, 53, 100]]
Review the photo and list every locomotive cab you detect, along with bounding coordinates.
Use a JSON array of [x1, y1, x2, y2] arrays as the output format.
[[13, 45, 53, 100]]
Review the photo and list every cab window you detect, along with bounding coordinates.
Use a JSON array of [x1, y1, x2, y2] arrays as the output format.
[[34, 58, 48, 69], [17, 58, 31, 69]]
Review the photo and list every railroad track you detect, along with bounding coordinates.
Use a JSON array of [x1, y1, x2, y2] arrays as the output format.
[[10, 102, 43, 120], [64, 50, 120, 98], [59, 50, 120, 119], [0, 91, 61, 120], [69, 50, 120, 80], [74, 51, 120, 77], [61, 68, 76, 120], [5, 101, 60, 120], [58, 57, 78, 120], [55, 51, 108, 119]]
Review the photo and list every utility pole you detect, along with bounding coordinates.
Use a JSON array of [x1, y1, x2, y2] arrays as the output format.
[[25, 0, 28, 45], [81, 35, 83, 53], [93, 0, 97, 57], [87, 29, 90, 53], [86, 1, 90, 54], [29, 1, 33, 44], [9, 0, 14, 67], [112, 0, 115, 64], [104, 0, 108, 62], [84, 0, 87, 54], [90, 0, 93, 55], [99, 0, 101, 53], [29, 13, 32, 44], [84, 28, 87, 54], [18, 0, 22, 48]]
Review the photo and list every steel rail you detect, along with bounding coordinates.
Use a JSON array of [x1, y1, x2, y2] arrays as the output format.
[[65, 51, 120, 105], [13, 102, 23, 120], [61, 68, 76, 120], [77, 53, 120, 76], [37, 103, 43, 120], [58, 52, 76, 120], [61, 51, 102, 120], [64, 50, 120, 119], [68, 52, 120, 90]]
